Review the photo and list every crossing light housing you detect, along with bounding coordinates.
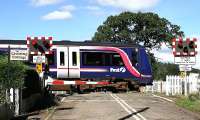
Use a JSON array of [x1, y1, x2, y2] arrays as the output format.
[[172, 38, 197, 56], [27, 36, 53, 54]]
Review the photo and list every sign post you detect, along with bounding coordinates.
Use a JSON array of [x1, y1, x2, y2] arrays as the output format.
[[172, 37, 197, 96], [27, 36, 53, 88]]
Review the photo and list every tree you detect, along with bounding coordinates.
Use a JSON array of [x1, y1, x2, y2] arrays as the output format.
[[0, 55, 28, 103], [152, 62, 179, 80], [92, 12, 184, 50]]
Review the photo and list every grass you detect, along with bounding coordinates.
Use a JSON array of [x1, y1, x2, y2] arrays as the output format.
[[176, 94, 200, 112]]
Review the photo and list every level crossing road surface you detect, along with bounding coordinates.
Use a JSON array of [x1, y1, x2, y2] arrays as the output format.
[[40, 92, 200, 120]]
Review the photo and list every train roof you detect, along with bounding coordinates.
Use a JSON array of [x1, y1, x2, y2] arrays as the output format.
[[0, 40, 141, 47]]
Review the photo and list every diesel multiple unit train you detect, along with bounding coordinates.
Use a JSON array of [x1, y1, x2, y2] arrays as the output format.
[[0, 40, 153, 92]]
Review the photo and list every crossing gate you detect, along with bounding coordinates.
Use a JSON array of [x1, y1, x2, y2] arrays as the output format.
[[45, 76, 110, 86]]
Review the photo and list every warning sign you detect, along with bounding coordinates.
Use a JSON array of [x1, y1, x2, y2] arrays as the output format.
[[10, 49, 28, 61], [180, 72, 186, 78], [33, 56, 45, 63], [36, 63, 42, 73]]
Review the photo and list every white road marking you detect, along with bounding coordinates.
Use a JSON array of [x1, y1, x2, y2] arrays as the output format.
[[110, 93, 140, 120], [63, 100, 118, 102], [152, 94, 174, 103], [44, 107, 56, 120], [61, 97, 66, 102], [113, 94, 147, 120], [45, 97, 66, 120]]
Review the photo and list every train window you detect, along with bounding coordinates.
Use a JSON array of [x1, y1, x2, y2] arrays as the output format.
[[104, 53, 111, 66], [72, 52, 77, 66], [83, 52, 103, 66], [111, 53, 124, 66], [132, 48, 138, 66], [60, 51, 65, 66]]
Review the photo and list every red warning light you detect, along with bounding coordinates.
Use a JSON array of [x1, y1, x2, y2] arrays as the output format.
[[178, 39, 183, 49], [27, 36, 53, 55]]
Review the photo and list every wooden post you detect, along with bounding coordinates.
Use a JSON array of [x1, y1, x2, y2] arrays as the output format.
[[166, 76, 169, 96], [184, 71, 187, 96]]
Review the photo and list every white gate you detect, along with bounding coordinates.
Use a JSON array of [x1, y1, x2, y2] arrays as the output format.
[[145, 73, 200, 96], [166, 74, 199, 96]]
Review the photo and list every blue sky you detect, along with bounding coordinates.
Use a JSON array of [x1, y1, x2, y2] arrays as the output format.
[[0, 0, 200, 40], [0, 0, 200, 68]]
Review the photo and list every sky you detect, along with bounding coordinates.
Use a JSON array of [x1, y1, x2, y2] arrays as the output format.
[[0, 0, 200, 69]]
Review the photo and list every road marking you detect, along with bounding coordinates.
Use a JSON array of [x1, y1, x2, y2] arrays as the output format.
[[110, 93, 140, 120], [44, 97, 66, 120], [152, 94, 174, 103], [44, 107, 56, 120], [63, 100, 119, 102], [113, 94, 147, 120], [61, 97, 65, 102]]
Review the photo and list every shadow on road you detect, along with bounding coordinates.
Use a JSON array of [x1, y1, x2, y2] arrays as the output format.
[[55, 107, 74, 111], [118, 107, 150, 120]]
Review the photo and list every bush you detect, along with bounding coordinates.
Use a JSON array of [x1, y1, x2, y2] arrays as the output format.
[[0, 55, 29, 102], [0, 61, 28, 89]]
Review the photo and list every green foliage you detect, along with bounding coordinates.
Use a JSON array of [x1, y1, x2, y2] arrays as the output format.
[[190, 68, 200, 74], [152, 61, 179, 80], [176, 94, 200, 112], [92, 12, 184, 50], [0, 55, 28, 89]]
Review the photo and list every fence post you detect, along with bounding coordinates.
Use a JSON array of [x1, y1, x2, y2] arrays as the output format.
[[161, 81, 163, 93], [14, 89, 19, 115], [172, 76, 175, 96], [174, 76, 177, 95], [177, 76, 180, 94], [166, 76, 169, 96], [184, 75, 188, 96]]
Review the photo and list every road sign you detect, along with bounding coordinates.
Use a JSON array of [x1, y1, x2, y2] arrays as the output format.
[[10, 49, 28, 61], [36, 63, 42, 73], [179, 65, 192, 71], [174, 56, 196, 65], [180, 72, 186, 78], [33, 56, 45, 63]]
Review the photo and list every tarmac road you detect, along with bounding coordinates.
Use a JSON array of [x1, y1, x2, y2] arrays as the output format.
[[44, 92, 200, 120]]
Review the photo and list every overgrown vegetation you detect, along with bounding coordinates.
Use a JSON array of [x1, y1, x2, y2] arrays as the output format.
[[176, 94, 200, 112], [0, 55, 28, 103]]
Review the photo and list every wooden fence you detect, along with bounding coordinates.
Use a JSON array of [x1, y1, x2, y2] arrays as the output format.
[[145, 73, 200, 96]]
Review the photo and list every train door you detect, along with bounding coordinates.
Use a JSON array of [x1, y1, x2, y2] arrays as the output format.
[[69, 47, 80, 78], [57, 47, 68, 78]]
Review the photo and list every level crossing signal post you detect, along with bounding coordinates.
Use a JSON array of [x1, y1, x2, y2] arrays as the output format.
[[27, 36, 53, 88], [172, 37, 197, 96]]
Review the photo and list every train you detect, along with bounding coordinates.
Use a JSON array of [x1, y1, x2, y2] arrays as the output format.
[[0, 40, 153, 92]]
